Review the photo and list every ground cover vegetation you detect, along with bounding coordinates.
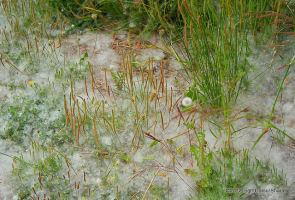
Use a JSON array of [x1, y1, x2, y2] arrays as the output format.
[[0, 0, 295, 199]]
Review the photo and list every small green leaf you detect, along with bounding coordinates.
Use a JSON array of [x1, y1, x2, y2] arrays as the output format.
[[144, 155, 156, 160], [120, 155, 131, 162], [184, 169, 198, 178], [209, 128, 217, 138], [149, 141, 158, 148]]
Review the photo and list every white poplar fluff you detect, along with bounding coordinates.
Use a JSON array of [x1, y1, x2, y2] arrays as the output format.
[[109, 64, 118, 71], [129, 22, 136, 28], [182, 97, 192, 107]]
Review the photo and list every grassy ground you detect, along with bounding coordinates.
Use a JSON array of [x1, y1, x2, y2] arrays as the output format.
[[0, 0, 295, 199]]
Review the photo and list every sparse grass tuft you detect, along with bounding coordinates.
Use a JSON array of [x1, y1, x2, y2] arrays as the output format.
[[188, 149, 287, 199]]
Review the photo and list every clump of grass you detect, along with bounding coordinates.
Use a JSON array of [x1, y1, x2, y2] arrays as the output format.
[[48, 0, 183, 38], [175, 0, 292, 109], [188, 149, 287, 200]]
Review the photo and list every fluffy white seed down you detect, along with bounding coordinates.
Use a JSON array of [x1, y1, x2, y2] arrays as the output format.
[[129, 22, 136, 28], [182, 97, 192, 107], [102, 136, 112, 146], [109, 64, 118, 71]]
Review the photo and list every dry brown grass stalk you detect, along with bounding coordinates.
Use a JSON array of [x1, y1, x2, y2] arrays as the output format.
[[92, 118, 101, 149]]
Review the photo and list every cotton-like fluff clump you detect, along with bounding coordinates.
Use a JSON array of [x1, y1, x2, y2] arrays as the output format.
[[0, 140, 20, 200], [182, 97, 192, 107], [133, 150, 144, 163], [129, 22, 136, 28], [96, 177, 102, 184], [102, 136, 112, 146], [109, 64, 119, 71], [71, 153, 86, 170]]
